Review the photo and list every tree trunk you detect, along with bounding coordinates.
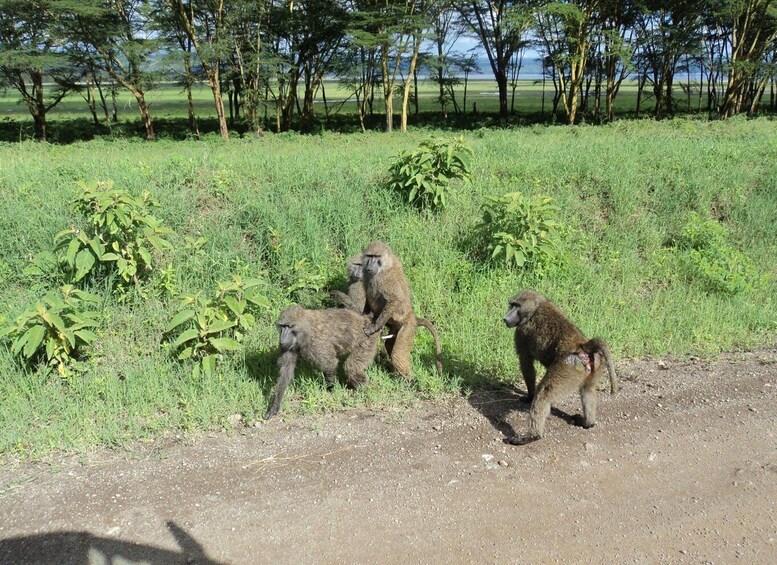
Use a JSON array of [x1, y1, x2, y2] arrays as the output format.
[[401, 33, 423, 133], [133, 90, 155, 141], [207, 70, 229, 139], [496, 70, 509, 120]]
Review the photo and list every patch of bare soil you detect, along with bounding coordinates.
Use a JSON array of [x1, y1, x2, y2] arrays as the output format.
[[1, 350, 776, 564]]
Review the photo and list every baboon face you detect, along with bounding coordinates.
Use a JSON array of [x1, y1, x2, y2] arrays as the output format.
[[276, 307, 304, 352], [362, 241, 393, 278], [346, 255, 364, 282], [503, 290, 543, 328]]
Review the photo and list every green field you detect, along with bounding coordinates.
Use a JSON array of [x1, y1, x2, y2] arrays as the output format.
[[0, 78, 726, 142], [0, 118, 775, 458]]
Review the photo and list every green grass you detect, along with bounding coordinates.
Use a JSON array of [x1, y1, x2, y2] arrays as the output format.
[[0, 78, 750, 143], [0, 118, 776, 458]]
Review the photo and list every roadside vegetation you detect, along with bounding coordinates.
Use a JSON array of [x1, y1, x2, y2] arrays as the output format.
[[1, 118, 776, 458]]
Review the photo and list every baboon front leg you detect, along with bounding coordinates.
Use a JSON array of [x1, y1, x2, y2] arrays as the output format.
[[389, 322, 415, 378], [518, 352, 537, 402]]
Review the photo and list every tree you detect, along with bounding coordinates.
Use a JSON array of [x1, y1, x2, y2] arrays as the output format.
[[633, 0, 706, 119], [0, 0, 89, 141], [71, 0, 160, 140], [718, 0, 777, 117], [457, 1, 533, 120], [534, 1, 598, 125], [163, 0, 231, 139]]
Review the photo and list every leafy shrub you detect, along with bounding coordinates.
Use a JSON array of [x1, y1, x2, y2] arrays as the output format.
[[473, 191, 562, 272], [387, 136, 472, 211], [0, 285, 100, 377], [164, 275, 269, 377], [53, 181, 173, 287], [672, 212, 760, 294]]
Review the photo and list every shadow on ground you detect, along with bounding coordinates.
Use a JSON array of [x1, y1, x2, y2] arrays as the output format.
[[466, 384, 582, 442], [0, 521, 223, 565]]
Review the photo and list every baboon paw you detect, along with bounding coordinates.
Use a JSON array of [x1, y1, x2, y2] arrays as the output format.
[[505, 435, 540, 446], [573, 415, 595, 429], [264, 409, 278, 420], [364, 325, 378, 336]]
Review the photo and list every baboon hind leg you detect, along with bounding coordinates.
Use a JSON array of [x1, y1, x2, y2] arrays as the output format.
[[389, 321, 416, 378], [343, 342, 377, 389], [578, 363, 603, 428], [511, 363, 586, 444], [317, 352, 340, 391]]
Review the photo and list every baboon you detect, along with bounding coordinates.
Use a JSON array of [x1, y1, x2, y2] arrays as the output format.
[[362, 241, 443, 377], [502, 289, 618, 445], [265, 305, 378, 419], [330, 254, 367, 313]]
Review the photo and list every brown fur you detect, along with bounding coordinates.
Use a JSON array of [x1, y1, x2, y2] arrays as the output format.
[[265, 305, 378, 418], [503, 289, 617, 444], [331, 254, 368, 314], [361, 241, 442, 377]]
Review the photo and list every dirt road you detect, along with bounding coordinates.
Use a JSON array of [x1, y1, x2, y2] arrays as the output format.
[[1, 350, 776, 564]]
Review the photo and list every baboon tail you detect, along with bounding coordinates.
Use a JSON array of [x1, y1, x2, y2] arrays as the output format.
[[586, 338, 618, 395], [416, 317, 443, 375]]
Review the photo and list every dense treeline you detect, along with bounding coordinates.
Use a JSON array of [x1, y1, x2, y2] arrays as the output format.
[[1, 0, 776, 141]]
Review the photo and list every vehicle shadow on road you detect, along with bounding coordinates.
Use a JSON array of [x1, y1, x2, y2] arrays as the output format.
[[0, 520, 224, 565]]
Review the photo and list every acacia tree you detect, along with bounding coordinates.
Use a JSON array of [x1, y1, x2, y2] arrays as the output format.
[[72, 0, 160, 140], [718, 0, 777, 117], [633, 0, 706, 119], [265, 0, 349, 131], [163, 0, 230, 139], [457, 1, 532, 120], [0, 0, 87, 141], [535, 1, 598, 124]]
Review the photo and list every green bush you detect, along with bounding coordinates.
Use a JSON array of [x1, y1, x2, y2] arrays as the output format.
[[387, 136, 472, 211], [0, 285, 100, 378], [473, 191, 563, 273], [164, 275, 270, 377], [672, 211, 760, 294], [53, 181, 173, 288]]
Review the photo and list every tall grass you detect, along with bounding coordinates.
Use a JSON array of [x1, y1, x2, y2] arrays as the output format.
[[0, 117, 775, 457]]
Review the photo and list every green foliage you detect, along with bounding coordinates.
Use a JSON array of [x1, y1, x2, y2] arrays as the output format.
[[0, 285, 100, 378], [53, 180, 173, 287], [671, 212, 761, 295], [474, 191, 562, 273], [387, 136, 472, 211], [164, 275, 270, 377]]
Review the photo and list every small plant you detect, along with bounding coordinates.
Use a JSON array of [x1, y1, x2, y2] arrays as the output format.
[[164, 275, 270, 377], [53, 180, 173, 287], [474, 191, 562, 272], [0, 285, 100, 377], [671, 211, 760, 294], [387, 136, 472, 211]]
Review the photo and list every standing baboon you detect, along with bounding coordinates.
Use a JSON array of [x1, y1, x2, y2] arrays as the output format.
[[331, 254, 367, 314], [265, 306, 378, 419], [362, 241, 442, 377], [503, 289, 618, 445]]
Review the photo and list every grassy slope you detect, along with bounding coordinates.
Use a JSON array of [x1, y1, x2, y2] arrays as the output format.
[[0, 118, 775, 457]]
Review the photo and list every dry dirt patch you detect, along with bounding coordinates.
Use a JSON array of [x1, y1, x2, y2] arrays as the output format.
[[1, 351, 776, 564]]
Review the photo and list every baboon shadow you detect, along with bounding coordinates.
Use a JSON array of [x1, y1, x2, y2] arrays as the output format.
[[245, 348, 280, 397], [0, 520, 224, 565], [448, 354, 582, 440]]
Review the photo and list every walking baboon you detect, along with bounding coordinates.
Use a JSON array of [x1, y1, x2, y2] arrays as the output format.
[[265, 305, 378, 419], [331, 254, 367, 313], [362, 241, 443, 377], [503, 289, 618, 445]]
